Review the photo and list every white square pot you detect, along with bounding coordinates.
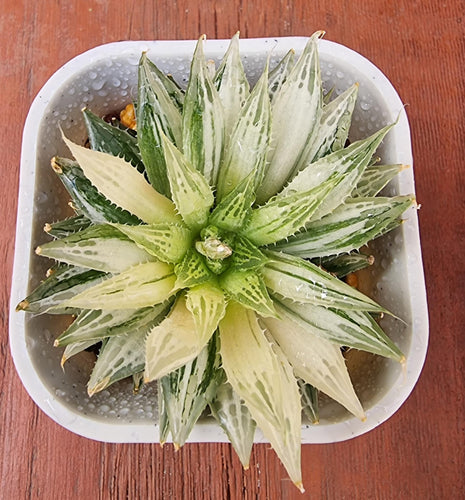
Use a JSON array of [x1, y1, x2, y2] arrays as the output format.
[[9, 37, 428, 444]]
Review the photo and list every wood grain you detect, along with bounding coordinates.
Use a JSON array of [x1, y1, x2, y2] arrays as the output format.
[[1, 0, 464, 498]]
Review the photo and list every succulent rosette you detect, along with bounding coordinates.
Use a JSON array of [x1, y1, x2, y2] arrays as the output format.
[[18, 32, 414, 491]]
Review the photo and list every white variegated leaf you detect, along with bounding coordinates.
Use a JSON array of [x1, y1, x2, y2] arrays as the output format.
[[64, 261, 177, 310], [162, 134, 215, 231], [37, 224, 156, 273], [87, 327, 147, 396], [261, 315, 365, 420], [145, 294, 218, 381], [62, 135, 180, 224], [219, 303, 303, 491]]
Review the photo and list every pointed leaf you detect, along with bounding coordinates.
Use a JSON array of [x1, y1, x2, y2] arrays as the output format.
[[274, 297, 404, 361], [219, 303, 303, 490], [185, 282, 226, 342], [87, 327, 146, 395], [52, 157, 141, 225], [160, 335, 220, 447], [62, 135, 180, 224], [44, 215, 91, 239], [82, 107, 144, 172], [262, 315, 365, 419], [268, 49, 295, 101], [37, 224, 156, 273], [162, 134, 215, 231], [230, 235, 268, 271], [16, 265, 106, 314], [281, 123, 394, 221], [209, 173, 256, 232], [257, 32, 323, 203], [216, 63, 271, 200], [61, 340, 96, 367], [174, 249, 213, 288], [214, 32, 250, 146], [55, 302, 172, 346], [301, 83, 359, 165], [219, 269, 277, 317], [64, 261, 176, 310], [242, 175, 337, 246], [145, 294, 217, 381], [210, 372, 256, 469], [273, 195, 415, 258], [183, 36, 224, 186], [112, 222, 193, 263], [353, 163, 406, 198], [263, 250, 386, 313], [137, 53, 183, 195], [317, 252, 375, 278]]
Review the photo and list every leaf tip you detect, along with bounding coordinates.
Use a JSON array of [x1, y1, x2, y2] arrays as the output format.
[[295, 481, 305, 493], [16, 300, 28, 312], [51, 157, 62, 174]]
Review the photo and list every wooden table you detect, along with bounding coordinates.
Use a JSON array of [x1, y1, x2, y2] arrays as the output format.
[[2, 1, 463, 498]]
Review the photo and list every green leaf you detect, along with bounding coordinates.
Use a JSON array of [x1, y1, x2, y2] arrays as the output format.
[[257, 32, 323, 204], [62, 135, 181, 224], [182, 36, 224, 187], [216, 62, 271, 200], [273, 297, 404, 361], [273, 195, 415, 258], [209, 173, 256, 232], [162, 134, 215, 231], [209, 372, 256, 469], [263, 250, 387, 313], [64, 261, 176, 310], [353, 163, 406, 198], [174, 249, 213, 288], [55, 302, 172, 346], [262, 315, 365, 419], [145, 294, 217, 381], [44, 215, 91, 239], [219, 303, 303, 491], [82, 107, 144, 172], [87, 327, 147, 395], [16, 265, 106, 314], [219, 269, 277, 318], [37, 224, 156, 273], [159, 334, 220, 448], [112, 222, 193, 264], [242, 175, 337, 246], [230, 235, 267, 272], [281, 123, 395, 222], [140, 56, 184, 111], [214, 32, 250, 148], [137, 52, 183, 196], [52, 157, 141, 225], [317, 252, 375, 278]]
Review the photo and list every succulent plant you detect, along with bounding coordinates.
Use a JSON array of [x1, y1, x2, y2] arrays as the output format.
[[17, 32, 414, 491]]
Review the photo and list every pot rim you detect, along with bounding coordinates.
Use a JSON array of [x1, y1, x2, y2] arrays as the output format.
[[9, 36, 429, 444]]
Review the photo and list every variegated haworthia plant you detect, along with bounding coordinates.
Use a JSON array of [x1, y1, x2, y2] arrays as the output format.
[[18, 32, 414, 492]]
